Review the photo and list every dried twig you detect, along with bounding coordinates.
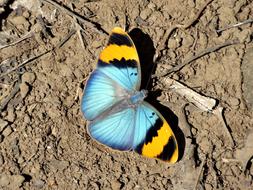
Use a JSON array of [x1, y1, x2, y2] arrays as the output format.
[[222, 158, 239, 163], [194, 159, 206, 190], [216, 19, 253, 33], [0, 28, 77, 80], [42, 0, 108, 35], [70, 3, 86, 49], [154, 0, 214, 62], [178, 104, 195, 161], [162, 77, 217, 112], [0, 50, 50, 79], [56, 29, 76, 48], [156, 39, 240, 77], [0, 31, 34, 50], [212, 107, 235, 147]]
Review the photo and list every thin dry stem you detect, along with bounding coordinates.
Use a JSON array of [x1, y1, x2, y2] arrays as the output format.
[[154, 0, 214, 62], [156, 39, 240, 77], [0, 31, 34, 50], [216, 19, 253, 33], [212, 106, 235, 147], [70, 3, 86, 49], [194, 159, 206, 190], [43, 0, 108, 35]]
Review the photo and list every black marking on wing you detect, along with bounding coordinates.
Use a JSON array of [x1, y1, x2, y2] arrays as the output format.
[[144, 117, 163, 144], [98, 58, 137, 68], [135, 116, 163, 154], [108, 33, 133, 47], [157, 136, 177, 161]]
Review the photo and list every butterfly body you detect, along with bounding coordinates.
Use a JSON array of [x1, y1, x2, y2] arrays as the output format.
[[81, 27, 179, 163]]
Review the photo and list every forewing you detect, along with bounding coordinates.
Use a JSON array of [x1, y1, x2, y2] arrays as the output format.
[[134, 102, 179, 163], [97, 27, 141, 91], [81, 70, 126, 121]]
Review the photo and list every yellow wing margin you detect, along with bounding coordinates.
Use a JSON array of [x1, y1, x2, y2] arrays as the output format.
[[141, 118, 179, 163], [99, 27, 140, 65]]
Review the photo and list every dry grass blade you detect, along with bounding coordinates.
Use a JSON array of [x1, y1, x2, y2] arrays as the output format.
[[154, 0, 214, 62], [0, 50, 50, 79], [42, 0, 108, 35], [213, 107, 235, 147], [156, 39, 240, 77], [216, 19, 253, 33], [70, 3, 86, 49], [0, 31, 34, 50], [56, 29, 76, 48], [194, 159, 206, 190], [0, 28, 77, 80]]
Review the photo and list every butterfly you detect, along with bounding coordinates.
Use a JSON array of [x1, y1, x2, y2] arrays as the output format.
[[81, 27, 178, 163]]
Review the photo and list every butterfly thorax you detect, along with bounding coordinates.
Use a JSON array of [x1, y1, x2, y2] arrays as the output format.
[[129, 89, 148, 104]]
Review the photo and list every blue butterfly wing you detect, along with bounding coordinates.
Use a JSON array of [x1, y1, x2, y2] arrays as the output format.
[[133, 102, 179, 163], [88, 107, 135, 151], [81, 70, 126, 120]]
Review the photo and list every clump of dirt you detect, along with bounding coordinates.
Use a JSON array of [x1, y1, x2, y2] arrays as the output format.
[[1, 0, 253, 189]]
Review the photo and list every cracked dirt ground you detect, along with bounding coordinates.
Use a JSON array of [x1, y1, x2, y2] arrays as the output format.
[[0, 0, 253, 189]]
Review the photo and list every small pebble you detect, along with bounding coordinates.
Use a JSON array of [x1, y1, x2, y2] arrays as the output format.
[[0, 134, 4, 143], [191, 127, 198, 136], [111, 180, 121, 190], [51, 127, 58, 137], [0, 7, 4, 14], [21, 72, 36, 84], [23, 114, 30, 125], [2, 126, 12, 137], [0, 153, 4, 165], [17, 157, 24, 164], [205, 183, 213, 190], [9, 175, 25, 188], [0, 119, 8, 132], [167, 37, 182, 49], [91, 40, 102, 49], [20, 82, 30, 99], [228, 97, 240, 107], [33, 179, 45, 189], [22, 10, 30, 18], [147, 2, 156, 10], [9, 15, 27, 26], [6, 107, 16, 122], [0, 174, 10, 187], [183, 35, 194, 48], [140, 8, 152, 20]]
